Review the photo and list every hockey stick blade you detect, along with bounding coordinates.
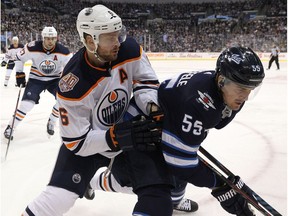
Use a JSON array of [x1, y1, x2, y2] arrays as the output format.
[[198, 146, 282, 216]]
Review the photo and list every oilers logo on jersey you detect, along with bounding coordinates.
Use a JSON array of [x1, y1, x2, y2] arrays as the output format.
[[39, 60, 56, 74], [97, 89, 128, 126]]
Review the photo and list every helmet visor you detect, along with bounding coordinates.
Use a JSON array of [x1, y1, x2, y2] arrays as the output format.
[[98, 25, 126, 47]]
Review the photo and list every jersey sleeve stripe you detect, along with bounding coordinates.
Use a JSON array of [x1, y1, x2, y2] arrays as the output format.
[[162, 151, 199, 168], [162, 130, 199, 154], [31, 68, 46, 76], [57, 77, 106, 101]]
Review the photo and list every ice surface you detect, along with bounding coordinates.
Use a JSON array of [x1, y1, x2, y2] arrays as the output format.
[[1, 59, 287, 216]]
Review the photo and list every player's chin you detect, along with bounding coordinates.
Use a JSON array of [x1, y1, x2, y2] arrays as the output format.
[[110, 53, 118, 61], [230, 102, 242, 111]]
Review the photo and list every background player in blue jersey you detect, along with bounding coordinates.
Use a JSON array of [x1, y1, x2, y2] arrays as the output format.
[[22, 4, 175, 216], [4, 26, 72, 140], [1, 36, 24, 87], [87, 46, 265, 216]]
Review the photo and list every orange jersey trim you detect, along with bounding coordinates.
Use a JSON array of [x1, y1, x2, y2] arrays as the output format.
[[57, 76, 106, 101]]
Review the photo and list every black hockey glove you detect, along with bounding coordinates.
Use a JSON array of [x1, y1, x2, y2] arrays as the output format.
[[1, 61, 7, 67], [106, 115, 162, 152], [16, 72, 26, 87], [211, 176, 255, 216]]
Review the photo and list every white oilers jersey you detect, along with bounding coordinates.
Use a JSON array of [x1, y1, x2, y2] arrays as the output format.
[[15, 41, 72, 81], [4, 44, 24, 61], [57, 37, 159, 157]]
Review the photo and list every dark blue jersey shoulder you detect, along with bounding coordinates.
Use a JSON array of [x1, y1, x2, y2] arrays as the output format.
[[58, 47, 111, 99], [26, 41, 70, 55], [53, 43, 70, 55], [8, 44, 24, 50], [111, 37, 141, 66], [159, 71, 225, 130]]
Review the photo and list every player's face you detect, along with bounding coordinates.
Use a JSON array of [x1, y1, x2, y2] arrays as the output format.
[[43, 37, 57, 50], [97, 31, 121, 61], [221, 80, 254, 110], [12, 40, 19, 47]]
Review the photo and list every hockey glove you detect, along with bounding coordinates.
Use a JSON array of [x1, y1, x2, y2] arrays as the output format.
[[1, 61, 7, 67], [106, 115, 162, 152], [16, 72, 26, 87], [211, 176, 255, 216]]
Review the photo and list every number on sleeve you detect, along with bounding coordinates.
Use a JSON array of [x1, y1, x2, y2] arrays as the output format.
[[59, 107, 69, 126]]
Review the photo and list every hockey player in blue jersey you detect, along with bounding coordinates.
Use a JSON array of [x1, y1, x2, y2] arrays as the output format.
[[86, 46, 265, 215], [157, 46, 264, 216], [4, 26, 72, 140]]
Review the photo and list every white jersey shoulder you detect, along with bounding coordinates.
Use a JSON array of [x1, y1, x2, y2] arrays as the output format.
[[15, 40, 72, 81]]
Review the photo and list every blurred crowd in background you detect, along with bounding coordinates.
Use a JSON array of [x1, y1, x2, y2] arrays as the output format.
[[1, 0, 287, 53]]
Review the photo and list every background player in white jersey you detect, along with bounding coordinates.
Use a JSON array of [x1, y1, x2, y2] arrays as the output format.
[[266, 44, 280, 70], [1, 36, 24, 87], [87, 46, 265, 216], [21, 5, 174, 216], [4, 26, 72, 140]]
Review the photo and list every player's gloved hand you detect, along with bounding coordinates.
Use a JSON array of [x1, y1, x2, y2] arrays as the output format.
[[16, 72, 26, 87], [211, 176, 255, 216], [106, 115, 162, 152], [1, 61, 7, 67]]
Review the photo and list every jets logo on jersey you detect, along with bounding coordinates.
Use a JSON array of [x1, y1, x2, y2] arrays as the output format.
[[97, 89, 128, 126], [59, 72, 79, 92], [39, 60, 56, 74], [196, 90, 216, 110]]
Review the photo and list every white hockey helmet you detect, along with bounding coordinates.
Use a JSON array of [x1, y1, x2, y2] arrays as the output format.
[[42, 26, 57, 38], [12, 36, 19, 42], [76, 4, 125, 47]]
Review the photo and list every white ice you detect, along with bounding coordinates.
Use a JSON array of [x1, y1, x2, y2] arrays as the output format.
[[1, 59, 287, 216]]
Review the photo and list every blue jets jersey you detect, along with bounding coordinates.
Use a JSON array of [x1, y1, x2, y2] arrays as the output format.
[[57, 37, 159, 158], [158, 71, 243, 188]]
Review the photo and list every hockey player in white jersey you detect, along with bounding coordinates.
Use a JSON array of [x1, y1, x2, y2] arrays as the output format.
[[21, 5, 174, 216], [4, 26, 72, 140], [1, 36, 24, 87]]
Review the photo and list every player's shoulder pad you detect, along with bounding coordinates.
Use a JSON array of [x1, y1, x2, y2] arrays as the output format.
[[26, 40, 43, 52], [53, 43, 70, 55], [114, 37, 141, 64], [57, 48, 88, 99], [7, 44, 24, 50]]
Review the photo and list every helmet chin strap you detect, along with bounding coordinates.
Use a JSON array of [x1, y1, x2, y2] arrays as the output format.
[[84, 40, 108, 63]]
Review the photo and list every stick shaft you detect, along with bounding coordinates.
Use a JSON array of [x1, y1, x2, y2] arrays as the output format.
[[198, 146, 282, 216]]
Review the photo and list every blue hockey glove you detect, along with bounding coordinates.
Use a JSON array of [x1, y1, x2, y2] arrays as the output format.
[[16, 72, 26, 87], [106, 115, 162, 152], [211, 176, 255, 216]]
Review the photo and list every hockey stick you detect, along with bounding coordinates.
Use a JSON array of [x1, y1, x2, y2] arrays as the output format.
[[198, 146, 282, 216], [4, 84, 23, 160]]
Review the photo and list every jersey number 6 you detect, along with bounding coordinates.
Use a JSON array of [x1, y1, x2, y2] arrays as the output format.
[[182, 114, 203, 135]]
